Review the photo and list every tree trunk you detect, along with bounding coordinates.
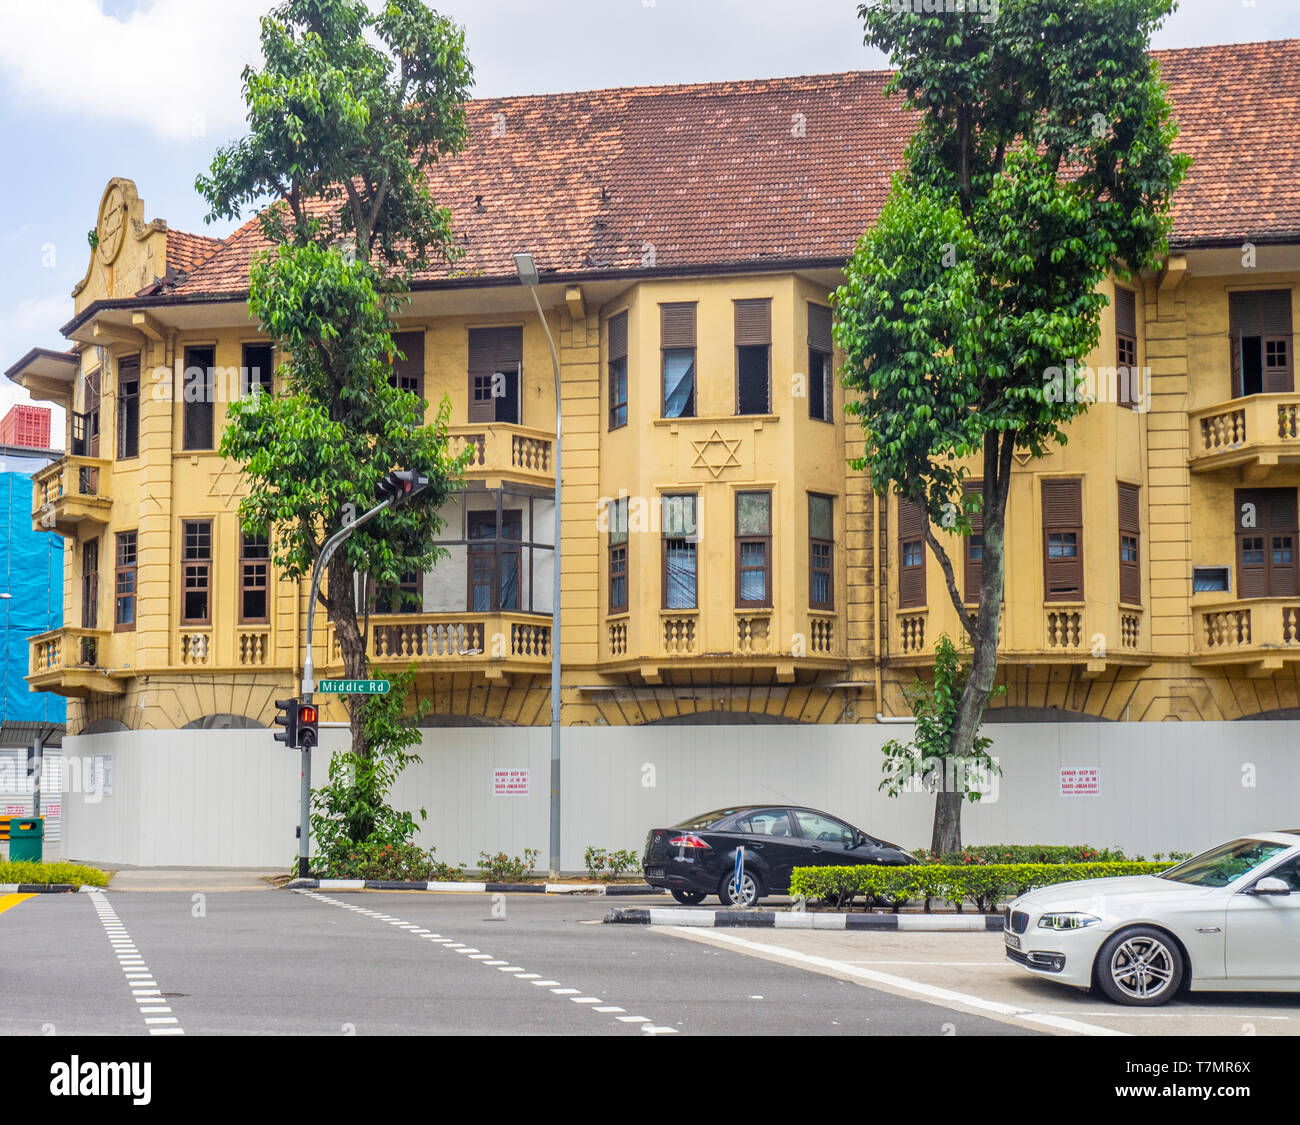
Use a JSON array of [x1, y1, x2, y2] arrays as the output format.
[[931, 791, 962, 855], [932, 431, 1015, 853], [325, 554, 370, 764]]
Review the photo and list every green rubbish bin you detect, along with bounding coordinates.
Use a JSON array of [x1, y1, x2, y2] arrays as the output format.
[[9, 816, 44, 863]]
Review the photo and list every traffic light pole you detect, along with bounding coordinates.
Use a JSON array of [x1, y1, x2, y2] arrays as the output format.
[[295, 495, 395, 878]]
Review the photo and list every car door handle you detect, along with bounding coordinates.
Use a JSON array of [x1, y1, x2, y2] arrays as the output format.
[[810, 846, 823, 853], [748, 842, 764, 850]]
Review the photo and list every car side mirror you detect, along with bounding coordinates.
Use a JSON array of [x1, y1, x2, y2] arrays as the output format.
[[1252, 876, 1291, 896]]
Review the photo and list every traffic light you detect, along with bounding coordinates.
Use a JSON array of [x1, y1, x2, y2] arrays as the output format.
[[273, 697, 299, 749], [376, 469, 429, 507], [296, 702, 319, 750]]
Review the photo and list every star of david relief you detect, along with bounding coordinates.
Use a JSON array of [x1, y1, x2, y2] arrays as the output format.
[[690, 430, 743, 479], [207, 462, 244, 510]]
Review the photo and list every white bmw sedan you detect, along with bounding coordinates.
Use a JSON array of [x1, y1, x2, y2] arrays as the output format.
[[1004, 831, 1300, 1005]]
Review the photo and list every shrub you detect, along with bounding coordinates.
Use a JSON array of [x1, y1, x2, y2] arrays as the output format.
[[325, 841, 465, 882], [584, 846, 609, 880], [478, 848, 540, 883], [0, 861, 110, 888], [789, 861, 1173, 914], [909, 844, 1133, 865]]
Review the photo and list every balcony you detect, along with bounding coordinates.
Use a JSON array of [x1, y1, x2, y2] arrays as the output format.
[[27, 627, 125, 698], [1189, 394, 1300, 477], [1192, 597, 1300, 673], [448, 424, 554, 489], [30, 455, 112, 535], [325, 612, 553, 680], [891, 604, 1147, 673]]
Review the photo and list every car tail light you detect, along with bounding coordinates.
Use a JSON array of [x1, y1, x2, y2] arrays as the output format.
[[669, 834, 710, 849]]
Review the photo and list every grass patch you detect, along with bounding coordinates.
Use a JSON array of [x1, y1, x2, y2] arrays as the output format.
[[0, 861, 110, 888]]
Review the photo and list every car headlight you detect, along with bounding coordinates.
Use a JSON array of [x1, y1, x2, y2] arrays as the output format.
[[1037, 912, 1101, 931]]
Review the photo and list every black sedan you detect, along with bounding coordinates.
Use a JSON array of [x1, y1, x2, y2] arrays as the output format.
[[641, 805, 918, 906]]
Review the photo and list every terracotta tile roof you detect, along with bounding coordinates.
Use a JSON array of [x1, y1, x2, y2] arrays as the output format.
[[165, 229, 226, 275], [164, 39, 1300, 300]]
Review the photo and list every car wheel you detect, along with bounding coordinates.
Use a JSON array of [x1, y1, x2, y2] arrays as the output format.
[[1096, 926, 1184, 1006], [670, 888, 707, 906], [719, 867, 764, 908]]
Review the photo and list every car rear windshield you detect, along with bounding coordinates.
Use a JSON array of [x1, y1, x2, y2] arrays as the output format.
[[1159, 838, 1293, 887], [672, 808, 745, 830]]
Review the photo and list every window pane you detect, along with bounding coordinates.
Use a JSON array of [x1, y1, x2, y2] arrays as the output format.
[[662, 495, 697, 539], [737, 492, 771, 536], [663, 350, 695, 418], [737, 345, 769, 414], [811, 570, 830, 605], [970, 534, 983, 561], [903, 541, 922, 567], [1273, 536, 1293, 564], [809, 494, 832, 540], [609, 497, 628, 545], [665, 540, 697, 608]]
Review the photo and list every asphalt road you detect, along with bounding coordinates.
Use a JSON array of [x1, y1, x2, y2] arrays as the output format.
[[1, 889, 1032, 1037]]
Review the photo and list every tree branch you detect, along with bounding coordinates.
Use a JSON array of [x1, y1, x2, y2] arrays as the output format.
[[922, 520, 977, 642]]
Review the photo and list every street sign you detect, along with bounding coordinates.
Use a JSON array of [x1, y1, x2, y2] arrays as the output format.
[[734, 845, 745, 902], [316, 679, 391, 695]]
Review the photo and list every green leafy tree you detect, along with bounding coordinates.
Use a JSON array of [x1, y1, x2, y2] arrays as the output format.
[[880, 637, 1002, 853], [310, 668, 428, 871], [836, 0, 1189, 852], [196, 0, 475, 760]]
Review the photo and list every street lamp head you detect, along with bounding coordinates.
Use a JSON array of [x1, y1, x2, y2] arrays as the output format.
[[513, 252, 540, 288]]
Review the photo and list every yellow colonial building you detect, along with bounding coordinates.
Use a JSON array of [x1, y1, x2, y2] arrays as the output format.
[[10, 41, 1300, 736]]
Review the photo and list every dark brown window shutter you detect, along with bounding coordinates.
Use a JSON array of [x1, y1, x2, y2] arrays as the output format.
[[808, 303, 833, 352], [1229, 329, 1243, 398], [392, 331, 424, 398], [495, 326, 523, 366], [963, 480, 983, 603], [1234, 487, 1299, 598], [661, 303, 696, 349], [1118, 482, 1141, 605], [1231, 290, 1294, 394], [898, 497, 926, 608], [1042, 478, 1083, 601], [468, 327, 523, 422], [734, 299, 772, 346], [1114, 287, 1136, 337], [608, 312, 628, 360]]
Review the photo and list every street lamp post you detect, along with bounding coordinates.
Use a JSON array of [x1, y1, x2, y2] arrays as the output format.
[[514, 252, 563, 879]]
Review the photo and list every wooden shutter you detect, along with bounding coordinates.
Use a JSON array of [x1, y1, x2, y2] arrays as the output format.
[[963, 480, 983, 603], [808, 303, 833, 352], [735, 299, 772, 346], [392, 331, 424, 399], [1270, 489, 1298, 596], [661, 303, 696, 349], [608, 312, 628, 360], [898, 497, 926, 608], [1114, 287, 1136, 338], [467, 327, 520, 423], [1042, 478, 1084, 601], [1231, 290, 1295, 395], [1236, 488, 1268, 598], [1262, 291, 1293, 393], [1118, 482, 1141, 605]]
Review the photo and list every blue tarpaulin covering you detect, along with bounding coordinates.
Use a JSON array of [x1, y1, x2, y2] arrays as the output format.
[[0, 464, 65, 724]]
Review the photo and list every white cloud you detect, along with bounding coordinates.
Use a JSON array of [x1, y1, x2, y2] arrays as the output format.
[[0, 0, 272, 142]]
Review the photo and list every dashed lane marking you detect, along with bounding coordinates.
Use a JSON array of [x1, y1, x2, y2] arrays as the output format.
[[294, 890, 678, 1035], [87, 892, 185, 1036]]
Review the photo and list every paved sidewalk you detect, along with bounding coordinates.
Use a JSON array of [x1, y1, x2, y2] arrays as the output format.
[[103, 867, 283, 892]]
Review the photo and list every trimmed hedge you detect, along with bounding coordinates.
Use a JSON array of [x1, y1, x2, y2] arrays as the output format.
[[789, 861, 1171, 913], [0, 861, 110, 888]]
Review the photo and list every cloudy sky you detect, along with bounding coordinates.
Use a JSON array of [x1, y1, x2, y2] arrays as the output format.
[[1, 0, 1296, 428]]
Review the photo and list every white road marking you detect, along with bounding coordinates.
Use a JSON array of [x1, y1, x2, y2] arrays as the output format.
[[88, 892, 184, 1037], [670, 928, 1126, 1038], [294, 890, 680, 1036]]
